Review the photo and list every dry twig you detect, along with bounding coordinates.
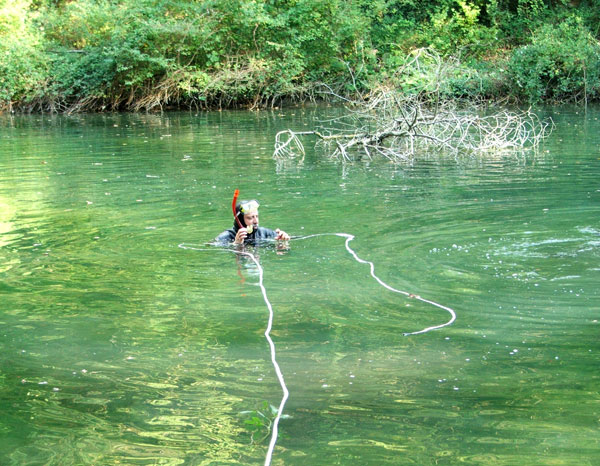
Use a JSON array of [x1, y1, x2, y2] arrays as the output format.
[[274, 49, 553, 163]]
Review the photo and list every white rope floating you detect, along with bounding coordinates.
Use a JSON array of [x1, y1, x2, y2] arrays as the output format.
[[294, 233, 456, 335], [244, 249, 289, 466], [178, 244, 287, 466], [179, 233, 456, 465]]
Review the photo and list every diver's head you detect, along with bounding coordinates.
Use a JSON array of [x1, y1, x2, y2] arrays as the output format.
[[234, 199, 260, 232]]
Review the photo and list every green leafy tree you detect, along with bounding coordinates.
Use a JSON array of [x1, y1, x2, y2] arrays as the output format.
[[0, 0, 47, 111], [508, 16, 600, 103], [2, 0, 600, 111]]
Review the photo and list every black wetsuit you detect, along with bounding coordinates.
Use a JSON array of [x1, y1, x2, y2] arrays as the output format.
[[215, 226, 277, 245]]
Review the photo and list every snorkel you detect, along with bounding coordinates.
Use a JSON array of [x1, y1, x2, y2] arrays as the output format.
[[232, 189, 244, 229], [232, 189, 255, 234]]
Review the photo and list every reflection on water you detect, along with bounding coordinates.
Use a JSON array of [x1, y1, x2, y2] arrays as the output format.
[[1, 108, 599, 465]]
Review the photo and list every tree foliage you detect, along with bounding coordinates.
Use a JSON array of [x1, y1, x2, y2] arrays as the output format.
[[0, 0, 47, 110], [2, 0, 600, 112], [509, 16, 600, 104]]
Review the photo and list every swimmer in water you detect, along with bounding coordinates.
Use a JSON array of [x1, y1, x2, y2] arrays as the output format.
[[215, 198, 290, 245]]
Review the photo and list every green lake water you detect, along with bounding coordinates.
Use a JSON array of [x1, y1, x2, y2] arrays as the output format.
[[0, 107, 598, 465]]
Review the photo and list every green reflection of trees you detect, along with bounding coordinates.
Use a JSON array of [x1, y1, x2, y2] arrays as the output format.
[[0, 144, 276, 464]]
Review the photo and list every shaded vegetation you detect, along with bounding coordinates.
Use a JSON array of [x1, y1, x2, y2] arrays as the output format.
[[2, 0, 600, 112]]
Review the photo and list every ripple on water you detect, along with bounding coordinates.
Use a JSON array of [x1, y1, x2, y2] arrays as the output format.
[[2, 109, 600, 466], [327, 438, 407, 451]]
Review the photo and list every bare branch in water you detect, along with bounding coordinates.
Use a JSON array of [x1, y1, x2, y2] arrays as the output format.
[[274, 49, 553, 163]]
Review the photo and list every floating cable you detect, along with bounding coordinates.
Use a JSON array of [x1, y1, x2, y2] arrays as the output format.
[[293, 233, 456, 335], [179, 233, 456, 464], [178, 244, 287, 466]]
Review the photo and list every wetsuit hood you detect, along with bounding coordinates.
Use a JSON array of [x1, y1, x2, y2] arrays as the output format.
[[232, 199, 259, 234]]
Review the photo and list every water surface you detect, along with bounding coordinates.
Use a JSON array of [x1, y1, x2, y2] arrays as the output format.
[[0, 107, 598, 465]]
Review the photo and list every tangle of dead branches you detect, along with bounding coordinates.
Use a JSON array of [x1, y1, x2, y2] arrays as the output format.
[[274, 49, 553, 163]]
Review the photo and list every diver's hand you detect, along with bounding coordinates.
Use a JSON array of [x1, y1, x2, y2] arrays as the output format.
[[275, 229, 290, 241], [234, 228, 248, 244]]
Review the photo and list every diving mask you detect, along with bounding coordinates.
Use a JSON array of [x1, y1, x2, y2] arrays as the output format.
[[240, 200, 260, 214]]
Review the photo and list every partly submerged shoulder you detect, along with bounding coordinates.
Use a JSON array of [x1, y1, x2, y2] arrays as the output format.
[[215, 229, 236, 244]]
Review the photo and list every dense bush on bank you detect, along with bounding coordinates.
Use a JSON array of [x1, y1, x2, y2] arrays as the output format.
[[1, 0, 600, 113]]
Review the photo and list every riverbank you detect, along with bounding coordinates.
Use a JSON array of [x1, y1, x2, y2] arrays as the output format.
[[2, 1, 599, 113]]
